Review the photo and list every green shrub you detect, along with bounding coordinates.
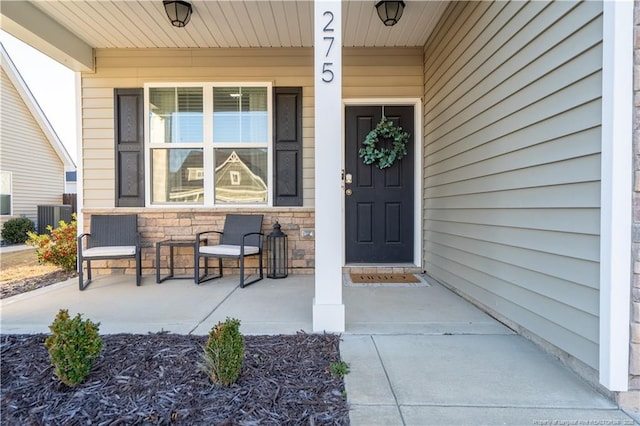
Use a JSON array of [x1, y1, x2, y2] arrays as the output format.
[[1, 217, 35, 244], [27, 214, 77, 272], [199, 317, 244, 386], [45, 309, 103, 387]]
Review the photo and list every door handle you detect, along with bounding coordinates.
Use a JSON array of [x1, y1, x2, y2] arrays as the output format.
[[345, 189, 353, 196], [345, 173, 352, 184]]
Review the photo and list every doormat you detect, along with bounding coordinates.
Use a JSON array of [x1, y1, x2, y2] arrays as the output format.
[[350, 273, 420, 283], [344, 273, 430, 287]]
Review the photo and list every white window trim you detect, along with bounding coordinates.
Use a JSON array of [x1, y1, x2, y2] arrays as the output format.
[[143, 82, 273, 208]]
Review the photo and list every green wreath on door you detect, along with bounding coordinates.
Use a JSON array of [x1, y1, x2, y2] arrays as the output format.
[[359, 116, 410, 169]]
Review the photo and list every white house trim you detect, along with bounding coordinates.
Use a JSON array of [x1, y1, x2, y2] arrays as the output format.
[[342, 98, 423, 268], [599, 0, 633, 391], [313, 0, 345, 333], [75, 72, 84, 234], [0, 1, 94, 72]]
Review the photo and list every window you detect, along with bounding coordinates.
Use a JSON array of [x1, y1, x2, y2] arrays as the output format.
[[0, 171, 12, 215], [146, 84, 270, 205]]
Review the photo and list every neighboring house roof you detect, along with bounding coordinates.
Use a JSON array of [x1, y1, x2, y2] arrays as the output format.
[[0, 42, 76, 171], [215, 150, 267, 203]]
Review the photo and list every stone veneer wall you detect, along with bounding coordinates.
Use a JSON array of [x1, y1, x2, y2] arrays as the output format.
[[81, 207, 424, 279], [627, 0, 640, 412], [81, 208, 316, 278]]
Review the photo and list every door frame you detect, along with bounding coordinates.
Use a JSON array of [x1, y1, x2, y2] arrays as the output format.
[[342, 98, 423, 268]]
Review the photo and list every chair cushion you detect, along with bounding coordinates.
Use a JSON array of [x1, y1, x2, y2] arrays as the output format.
[[82, 246, 137, 258], [200, 244, 260, 256]]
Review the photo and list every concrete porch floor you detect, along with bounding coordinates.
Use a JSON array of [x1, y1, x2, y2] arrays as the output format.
[[0, 273, 637, 425]]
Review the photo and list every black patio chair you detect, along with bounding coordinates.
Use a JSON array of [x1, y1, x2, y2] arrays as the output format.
[[77, 214, 141, 290], [194, 214, 264, 288]]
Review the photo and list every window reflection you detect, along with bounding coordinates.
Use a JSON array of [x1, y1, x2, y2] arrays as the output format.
[[214, 149, 267, 204], [151, 148, 204, 203]]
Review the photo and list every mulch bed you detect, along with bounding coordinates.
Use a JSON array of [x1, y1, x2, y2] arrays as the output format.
[[0, 270, 76, 299], [1, 333, 350, 425]]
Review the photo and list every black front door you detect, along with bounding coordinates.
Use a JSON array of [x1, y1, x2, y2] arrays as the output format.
[[345, 105, 414, 263]]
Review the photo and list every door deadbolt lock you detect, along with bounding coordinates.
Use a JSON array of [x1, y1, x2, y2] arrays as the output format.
[[345, 173, 353, 184], [345, 189, 353, 196]]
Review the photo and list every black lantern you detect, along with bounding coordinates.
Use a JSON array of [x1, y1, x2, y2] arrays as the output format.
[[375, 1, 406, 26], [163, 0, 193, 28], [267, 221, 288, 279]]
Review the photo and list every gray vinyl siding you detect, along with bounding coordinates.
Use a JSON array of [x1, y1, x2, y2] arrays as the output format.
[[423, 1, 602, 369], [0, 68, 65, 226]]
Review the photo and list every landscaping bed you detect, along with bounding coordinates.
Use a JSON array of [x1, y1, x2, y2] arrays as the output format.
[[0, 269, 76, 299], [1, 333, 349, 425], [0, 248, 75, 299]]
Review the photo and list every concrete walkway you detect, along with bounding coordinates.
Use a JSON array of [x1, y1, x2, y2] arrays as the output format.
[[1, 273, 637, 425]]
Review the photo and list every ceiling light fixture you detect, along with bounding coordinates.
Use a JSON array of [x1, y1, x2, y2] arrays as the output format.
[[163, 0, 192, 28], [375, 1, 406, 27]]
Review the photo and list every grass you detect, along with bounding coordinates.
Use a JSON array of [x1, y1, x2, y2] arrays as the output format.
[[0, 248, 59, 282], [329, 360, 350, 378]]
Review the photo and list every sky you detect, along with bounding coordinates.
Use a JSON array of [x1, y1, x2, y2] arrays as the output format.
[[1, 30, 77, 163]]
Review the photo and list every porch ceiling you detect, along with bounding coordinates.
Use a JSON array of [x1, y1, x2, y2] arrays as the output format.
[[26, 0, 447, 49]]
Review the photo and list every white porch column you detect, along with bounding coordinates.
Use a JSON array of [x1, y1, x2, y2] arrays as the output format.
[[599, 0, 632, 391], [313, 0, 345, 332]]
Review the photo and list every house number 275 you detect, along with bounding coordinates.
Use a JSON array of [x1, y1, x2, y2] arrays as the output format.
[[321, 11, 335, 83]]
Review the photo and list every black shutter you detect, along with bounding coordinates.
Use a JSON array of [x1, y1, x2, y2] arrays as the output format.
[[273, 87, 303, 206], [114, 88, 145, 207]]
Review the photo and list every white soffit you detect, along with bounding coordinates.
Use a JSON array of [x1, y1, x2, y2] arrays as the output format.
[[28, 0, 448, 49]]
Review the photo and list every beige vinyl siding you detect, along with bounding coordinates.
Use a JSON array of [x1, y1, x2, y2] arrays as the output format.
[[343, 48, 423, 98], [0, 68, 65, 225], [423, 0, 602, 370], [81, 47, 422, 208]]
